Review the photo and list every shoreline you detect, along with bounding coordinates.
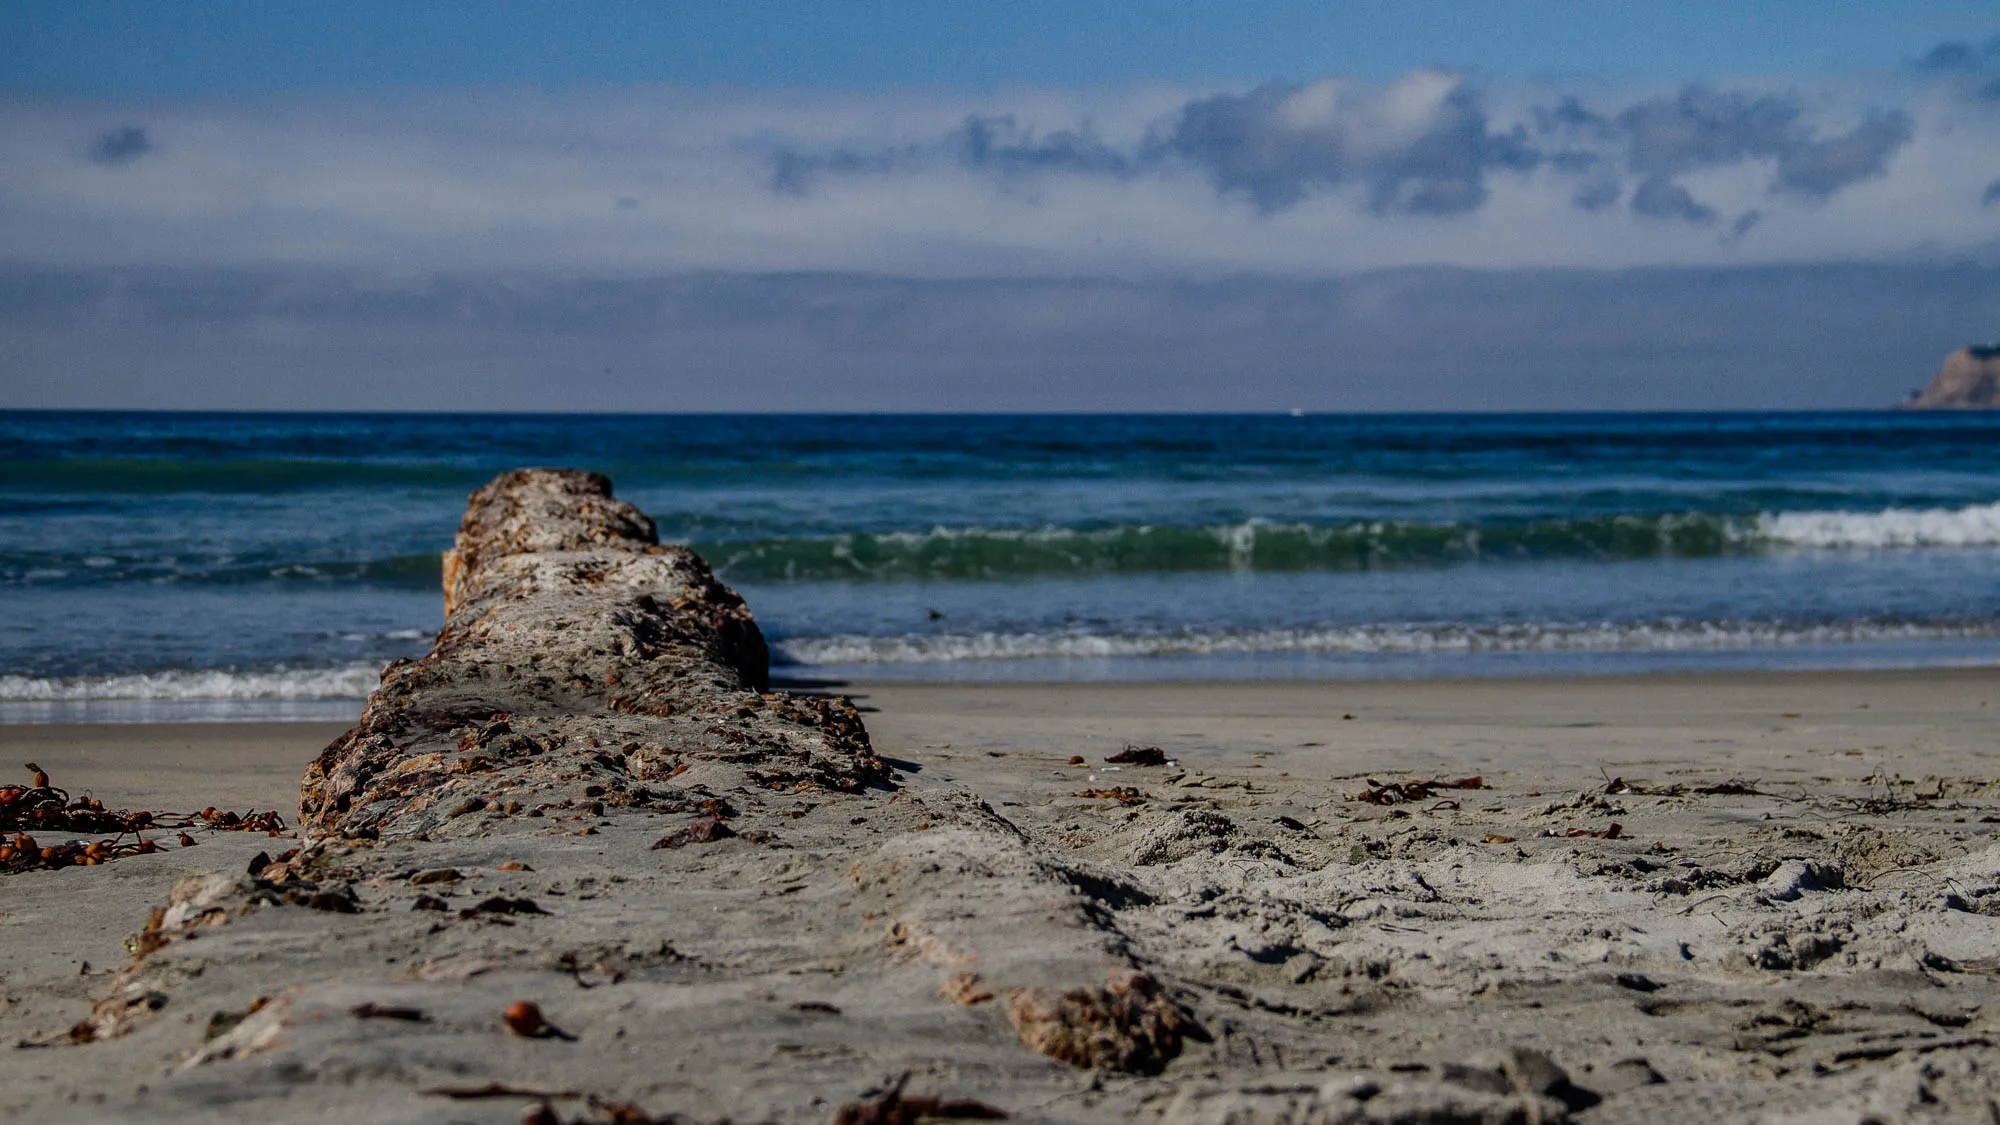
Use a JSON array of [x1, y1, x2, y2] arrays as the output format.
[[9, 662, 1993, 857], [4, 659, 1995, 728]]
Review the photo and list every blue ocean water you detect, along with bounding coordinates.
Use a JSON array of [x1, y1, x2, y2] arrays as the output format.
[[4, 410, 2000, 721]]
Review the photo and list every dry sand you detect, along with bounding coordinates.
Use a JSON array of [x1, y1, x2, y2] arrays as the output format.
[[4, 669, 1999, 1123]]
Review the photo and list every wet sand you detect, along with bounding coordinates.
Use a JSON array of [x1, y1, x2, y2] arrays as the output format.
[[11, 665, 1996, 814], [0, 722, 349, 815]]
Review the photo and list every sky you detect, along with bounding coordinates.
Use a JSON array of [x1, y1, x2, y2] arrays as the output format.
[[3, 2, 1999, 411]]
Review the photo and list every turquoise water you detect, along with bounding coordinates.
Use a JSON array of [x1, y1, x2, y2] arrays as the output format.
[[4, 411, 2000, 719]]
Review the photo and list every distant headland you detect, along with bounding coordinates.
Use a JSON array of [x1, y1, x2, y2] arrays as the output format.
[[1904, 344, 2000, 409]]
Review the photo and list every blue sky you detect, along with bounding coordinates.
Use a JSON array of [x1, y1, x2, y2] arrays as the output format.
[[4, 1, 1994, 93], [1, 3, 1997, 410]]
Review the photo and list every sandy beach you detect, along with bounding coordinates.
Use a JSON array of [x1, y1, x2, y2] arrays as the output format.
[[5, 665, 1999, 1123]]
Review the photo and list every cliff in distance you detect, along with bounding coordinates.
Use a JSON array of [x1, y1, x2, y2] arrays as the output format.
[[1905, 344, 2000, 408]]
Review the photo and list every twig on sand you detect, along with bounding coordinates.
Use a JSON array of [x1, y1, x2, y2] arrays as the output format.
[[833, 1074, 1008, 1124]]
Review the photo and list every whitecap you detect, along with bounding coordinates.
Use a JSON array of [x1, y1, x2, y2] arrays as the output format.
[[0, 662, 384, 701], [772, 618, 2000, 666], [1758, 501, 2000, 549]]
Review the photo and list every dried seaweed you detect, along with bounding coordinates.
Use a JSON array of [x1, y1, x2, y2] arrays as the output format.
[[832, 1077, 1008, 1124], [350, 1002, 427, 1022], [427, 1083, 583, 1101], [1348, 776, 1486, 805], [425, 1083, 780, 1125], [1603, 776, 1773, 798], [1076, 787, 1146, 805], [1, 764, 290, 875], [1105, 746, 1168, 767], [1823, 774, 1961, 815], [459, 896, 550, 921]]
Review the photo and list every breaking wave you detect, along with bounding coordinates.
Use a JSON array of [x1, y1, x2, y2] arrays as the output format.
[[0, 457, 489, 494], [705, 502, 2000, 581], [773, 618, 2000, 666], [1758, 501, 2000, 549], [11, 504, 1997, 589], [0, 551, 443, 588], [0, 663, 384, 701], [8, 618, 1997, 696], [703, 515, 1745, 581]]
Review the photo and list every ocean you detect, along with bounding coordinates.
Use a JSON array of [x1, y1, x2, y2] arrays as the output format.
[[4, 410, 1999, 722]]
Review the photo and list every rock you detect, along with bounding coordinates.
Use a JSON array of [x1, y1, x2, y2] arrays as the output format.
[[1754, 860, 1843, 903], [298, 468, 880, 840], [68, 975, 171, 1043], [1475, 1047, 1571, 1097], [158, 874, 246, 929], [1443, 1047, 1571, 1105], [180, 992, 293, 1069], [1905, 344, 2000, 409]]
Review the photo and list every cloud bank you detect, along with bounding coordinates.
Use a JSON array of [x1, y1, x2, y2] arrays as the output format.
[[3, 48, 1997, 278]]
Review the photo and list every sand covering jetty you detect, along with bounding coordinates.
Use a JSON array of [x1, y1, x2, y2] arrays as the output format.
[[5, 469, 2000, 1123]]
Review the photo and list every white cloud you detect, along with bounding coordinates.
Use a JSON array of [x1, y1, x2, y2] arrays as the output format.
[[1, 63, 1996, 278]]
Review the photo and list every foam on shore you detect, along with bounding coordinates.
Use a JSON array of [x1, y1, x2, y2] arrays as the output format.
[[0, 663, 383, 701], [773, 616, 2000, 665]]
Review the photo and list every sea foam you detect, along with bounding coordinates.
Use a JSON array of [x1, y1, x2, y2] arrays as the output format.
[[0, 662, 384, 701], [773, 618, 2000, 666], [1757, 501, 2000, 549]]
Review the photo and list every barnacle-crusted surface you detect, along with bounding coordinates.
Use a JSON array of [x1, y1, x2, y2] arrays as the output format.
[[441, 468, 658, 610], [301, 468, 867, 841]]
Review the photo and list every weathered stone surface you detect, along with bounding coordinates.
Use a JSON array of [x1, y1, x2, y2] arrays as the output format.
[[299, 468, 850, 840], [440, 468, 656, 612]]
